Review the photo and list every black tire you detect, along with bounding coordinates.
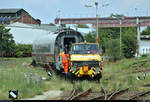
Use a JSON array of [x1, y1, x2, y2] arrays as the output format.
[[94, 73, 102, 81]]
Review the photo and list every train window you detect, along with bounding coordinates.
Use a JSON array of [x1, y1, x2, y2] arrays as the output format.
[[33, 43, 51, 53], [39, 43, 51, 53], [72, 44, 99, 54]]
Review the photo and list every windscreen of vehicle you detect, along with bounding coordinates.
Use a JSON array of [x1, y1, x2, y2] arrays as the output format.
[[72, 44, 99, 54]]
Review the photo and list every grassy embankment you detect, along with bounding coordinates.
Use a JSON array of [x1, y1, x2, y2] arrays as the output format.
[[0, 57, 150, 100]]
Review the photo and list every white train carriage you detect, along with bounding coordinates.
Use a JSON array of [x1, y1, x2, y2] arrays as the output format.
[[32, 28, 84, 67]]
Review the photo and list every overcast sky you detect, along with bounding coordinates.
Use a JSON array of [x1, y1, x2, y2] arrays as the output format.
[[1, 0, 150, 24]]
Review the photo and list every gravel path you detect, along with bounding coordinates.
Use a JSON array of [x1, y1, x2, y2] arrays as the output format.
[[23, 90, 63, 100]]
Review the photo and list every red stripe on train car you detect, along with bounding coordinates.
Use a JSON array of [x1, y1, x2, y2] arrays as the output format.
[[32, 54, 54, 57], [45, 54, 54, 57], [32, 54, 36, 56]]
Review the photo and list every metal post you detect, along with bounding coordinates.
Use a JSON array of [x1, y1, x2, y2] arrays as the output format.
[[136, 17, 140, 56], [95, 2, 99, 43], [58, 10, 61, 26], [120, 19, 122, 56], [0, 32, 3, 58]]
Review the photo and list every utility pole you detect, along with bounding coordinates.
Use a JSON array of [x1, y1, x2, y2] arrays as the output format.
[[58, 10, 61, 25], [137, 17, 140, 56], [112, 16, 124, 57], [0, 32, 3, 58], [95, 1, 99, 43], [119, 19, 122, 56]]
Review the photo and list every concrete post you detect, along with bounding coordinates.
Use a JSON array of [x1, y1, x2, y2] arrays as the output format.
[[136, 17, 141, 56]]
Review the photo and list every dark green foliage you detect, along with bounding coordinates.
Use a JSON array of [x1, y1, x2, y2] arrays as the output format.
[[141, 54, 149, 57], [0, 25, 15, 54], [85, 31, 96, 43], [16, 51, 23, 57], [14, 44, 32, 57], [0, 25, 32, 57], [85, 26, 137, 59], [77, 24, 89, 28], [141, 26, 150, 35], [15, 44, 32, 53], [122, 27, 137, 58], [105, 39, 122, 62], [99, 27, 120, 45]]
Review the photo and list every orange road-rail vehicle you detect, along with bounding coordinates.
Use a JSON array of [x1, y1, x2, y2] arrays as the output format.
[[32, 28, 103, 80]]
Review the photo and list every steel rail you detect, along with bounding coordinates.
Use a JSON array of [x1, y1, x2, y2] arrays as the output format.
[[70, 88, 92, 100]]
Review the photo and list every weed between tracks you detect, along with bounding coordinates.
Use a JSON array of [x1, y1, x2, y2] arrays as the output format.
[[101, 57, 150, 94]]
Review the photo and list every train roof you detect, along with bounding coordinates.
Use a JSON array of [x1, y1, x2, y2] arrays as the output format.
[[33, 28, 84, 45]]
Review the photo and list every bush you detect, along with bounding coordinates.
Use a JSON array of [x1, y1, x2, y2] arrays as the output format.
[[122, 27, 137, 58], [16, 51, 23, 57], [14, 44, 32, 57], [141, 54, 150, 57], [105, 39, 123, 62]]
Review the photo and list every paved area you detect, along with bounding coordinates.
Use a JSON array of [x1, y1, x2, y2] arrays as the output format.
[[23, 90, 63, 100]]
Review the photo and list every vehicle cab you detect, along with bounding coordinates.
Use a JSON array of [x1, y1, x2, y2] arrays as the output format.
[[69, 42, 103, 79]]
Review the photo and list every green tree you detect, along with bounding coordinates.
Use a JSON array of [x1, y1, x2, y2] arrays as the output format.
[[141, 26, 150, 35], [99, 27, 120, 45], [105, 39, 121, 62], [85, 26, 137, 59], [122, 27, 137, 58], [85, 31, 96, 43], [85, 27, 120, 53], [77, 24, 89, 28], [0, 25, 15, 54]]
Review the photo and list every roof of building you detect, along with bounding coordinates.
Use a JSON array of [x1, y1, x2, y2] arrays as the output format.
[[0, 8, 23, 13], [27, 24, 58, 32], [6, 22, 51, 44], [7, 22, 58, 32], [7, 22, 33, 28]]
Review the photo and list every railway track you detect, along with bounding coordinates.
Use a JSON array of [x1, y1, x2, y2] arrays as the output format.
[[65, 79, 150, 100], [107, 88, 129, 100], [133, 68, 150, 73], [66, 87, 129, 100], [129, 90, 150, 100], [66, 86, 150, 100]]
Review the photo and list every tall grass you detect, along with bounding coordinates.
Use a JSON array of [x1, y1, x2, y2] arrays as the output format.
[[1, 57, 150, 100], [0, 58, 48, 99]]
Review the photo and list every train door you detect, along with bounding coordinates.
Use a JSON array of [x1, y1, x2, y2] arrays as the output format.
[[64, 37, 75, 54]]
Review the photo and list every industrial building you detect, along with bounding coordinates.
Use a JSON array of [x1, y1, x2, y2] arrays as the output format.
[[140, 35, 150, 55], [6, 22, 58, 44], [0, 8, 40, 24]]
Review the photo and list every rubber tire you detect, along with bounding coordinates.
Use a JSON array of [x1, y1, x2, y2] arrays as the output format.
[[94, 73, 102, 81]]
